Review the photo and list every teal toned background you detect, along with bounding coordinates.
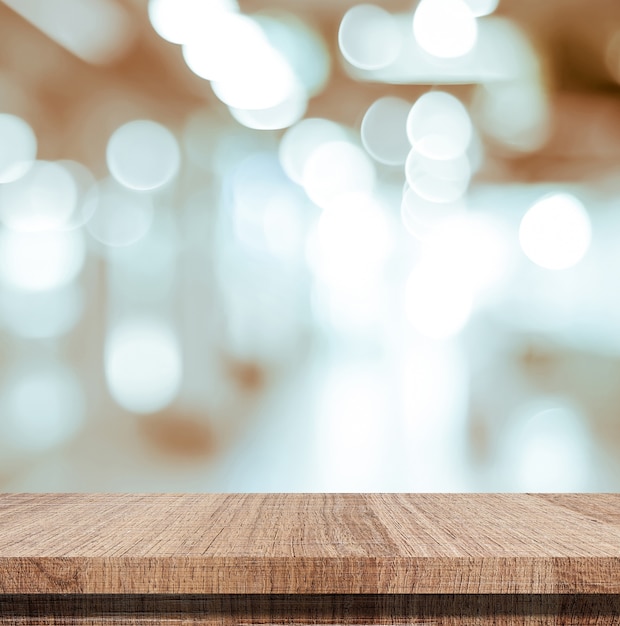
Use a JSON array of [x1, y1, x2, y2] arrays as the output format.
[[0, 0, 619, 491]]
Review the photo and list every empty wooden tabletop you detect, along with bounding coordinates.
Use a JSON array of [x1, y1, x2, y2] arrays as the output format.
[[0, 493, 619, 594]]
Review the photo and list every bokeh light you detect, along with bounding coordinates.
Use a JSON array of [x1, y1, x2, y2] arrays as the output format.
[[1, 0, 619, 494], [257, 12, 330, 98], [148, 0, 238, 45], [361, 96, 411, 165], [1, 363, 84, 452], [0, 229, 85, 291], [302, 140, 376, 208], [228, 85, 307, 130], [401, 185, 466, 239], [420, 213, 513, 294], [501, 401, 593, 491], [279, 118, 349, 185], [106, 120, 180, 191], [405, 262, 474, 339], [407, 91, 473, 160], [519, 193, 592, 270], [413, 0, 478, 59], [464, 0, 500, 17], [475, 81, 550, 152], [0, 113, 37, 184], [405, 149, 471, 203], [0, 283, 83, 339], [338, 4, 403, 70], [313, 192, 392, 287], [105, 317, 182, 414], [0, 160, 77, 232], [85, 179, 154, 248]]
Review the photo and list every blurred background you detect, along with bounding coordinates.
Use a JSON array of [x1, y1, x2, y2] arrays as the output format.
[[0, 0, 619, 492]]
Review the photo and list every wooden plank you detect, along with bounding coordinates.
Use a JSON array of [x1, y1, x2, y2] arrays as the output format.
[[0, 494, 619, 594], [2, 594, 620, 625]]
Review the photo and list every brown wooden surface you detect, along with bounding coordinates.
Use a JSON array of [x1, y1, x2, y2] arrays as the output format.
[[0, 493, 619, 594], [2, 594, 620, 625]]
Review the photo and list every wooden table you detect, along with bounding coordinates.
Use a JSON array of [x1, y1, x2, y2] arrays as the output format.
[[0, 493, 619, 624]]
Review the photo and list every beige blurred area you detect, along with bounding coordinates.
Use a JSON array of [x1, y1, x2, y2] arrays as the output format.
[[1, 0, 620, 491]]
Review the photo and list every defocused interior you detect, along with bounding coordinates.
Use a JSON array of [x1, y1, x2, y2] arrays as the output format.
[[1, 0, 620, 491]]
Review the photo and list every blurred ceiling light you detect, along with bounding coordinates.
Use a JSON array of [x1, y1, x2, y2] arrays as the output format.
[[338, 4, 403, 70], [361, 97, 411, 166], [347, 17, 535, 85], [2, 0, 133, 64], [405, 261, 473, 339], [405, 149, 471, 203], [0, 114, 36, 184], [0, 282, 83, 339], [84, 179, 153, 248], [413, 0, 477, 59], [401, 186, 466, 240], [407, 91, 472, 160], [302, 140, 376, 209], [105, 317, 182, 414], [0, 161, 77, 232], [279, 118, 349, 185], [148, 0, 238, 45], [463, 0, 499, 16], [106, 120, 180, 191], [0, 229, 85, 291], [519, 193, 591, 271], [1, 363, 85, 452]]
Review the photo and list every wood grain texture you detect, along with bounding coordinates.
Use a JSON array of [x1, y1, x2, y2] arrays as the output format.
[[0, 494, 619, 594], [2, 594, 620, 625]]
